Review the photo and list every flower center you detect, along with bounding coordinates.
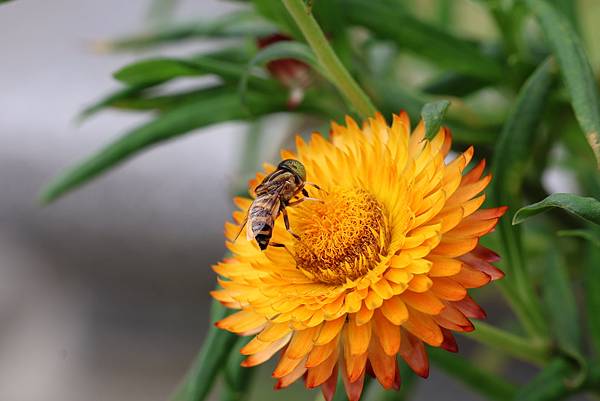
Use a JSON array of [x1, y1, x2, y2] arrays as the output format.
[[293, 188, 389, 285]]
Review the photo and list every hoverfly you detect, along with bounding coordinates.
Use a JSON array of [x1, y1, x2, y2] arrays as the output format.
[[236, 159, 320, 251]]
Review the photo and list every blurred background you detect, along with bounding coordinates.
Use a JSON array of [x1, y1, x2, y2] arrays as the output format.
[[0, 1, 598, 401]]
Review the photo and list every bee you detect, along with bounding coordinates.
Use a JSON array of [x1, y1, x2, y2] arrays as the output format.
[[236, 159, 320, 251]]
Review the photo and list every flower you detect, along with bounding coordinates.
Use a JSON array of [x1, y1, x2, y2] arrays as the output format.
[[212, 112, 506, 401], [257, 34, 312, 109]]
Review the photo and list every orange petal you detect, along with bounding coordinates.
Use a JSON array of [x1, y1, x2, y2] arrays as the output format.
[[307, 336, 339, 368], [274, 356, 307, 389], [241, 334, 291, 367], [440, 328, 459, 352], [368, 336, 398, 389], [365, 289, 384, 309], [341, 360, 367, 401], [286, 326, 320, 359], [403, 308, 443, 346], [459, 252, 504, 280], [430, 277, 467, 301], [342, 326, 368, 381], [451, 265, 491, 288], [273, 351, 304, 378], [321, 364, 339, 401], [258, 323, 293, 342], [407, 275, 433, 292], [453, 295, 487, 319], [460, 158, 486, 185], [373, 309, 401, 355], [348, 316, 371, 355], [399, 330, 429, 378], [316, 316, 346, 345], [433, 237, 479, 258], [401, 291, 445, 315], [356, 303, 374, 325], [381, 296, 409, 325], [215, 310, 267, 334], [427, 255, 463, 277], [306, 345, 339, 388]]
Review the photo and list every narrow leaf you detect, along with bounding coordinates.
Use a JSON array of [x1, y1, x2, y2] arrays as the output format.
[[429, 348, 517, 401], [343, 0, 504, 81], [171, 300, 238, 401], [526, 0, 600, 167], [584, 239, 600, 355], [421, 100, 450, 140], [113, 56, 248, 86], [514, 359, 574, 401], [78, 83, 157, 121], [557, 229, 600, 247], [513, 193, 600, 226], [542, 250, 586, 386], [489, 58, 556, 337], [220, 337, 256, 401], [41, 90, 287, 203], [251, 0, 302, 39]]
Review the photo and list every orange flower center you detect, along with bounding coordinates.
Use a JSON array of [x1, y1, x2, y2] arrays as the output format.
[[292, 188, 389, 285]]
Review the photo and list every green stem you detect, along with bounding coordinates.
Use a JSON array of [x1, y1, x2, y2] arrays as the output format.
[[465, 321, 550, 366], [282, 0, 377, 118]]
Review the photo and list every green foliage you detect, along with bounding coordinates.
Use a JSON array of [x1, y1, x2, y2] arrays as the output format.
[[526, 0, 600, 167], [428, 348, 518, 401], [513, 193, 600, 226], [421, 100, 450, 140], [39, 0, 600, 400], [171, 299, 237, 401]]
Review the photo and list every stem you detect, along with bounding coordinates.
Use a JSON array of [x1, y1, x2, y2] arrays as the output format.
[[282, 0, 377, 119], [465, 321, 550, 366]]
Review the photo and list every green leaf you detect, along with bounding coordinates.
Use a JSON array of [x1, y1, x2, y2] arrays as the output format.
[[343, 0, 504, 81], [113, 55, 249, 86], [251, 0, 303, 39], [489, 58, 556, 337], [171, 300, 238, 401], [78, 83, 157, 121], [421, 100, 450, 140], [513, 358, 574, 401], [542, 250, 586, 386], [428, 348, 517, 401], [0, 0, 15, 4], [513, 193, 600, 226], [219, 337, 256, 401], [100, 11, 276, 50], [422, 72, 488, 97], [584, 239, 600, 355], [557, 229, 600, 247], [41, 90, 287, 203], [526, 0, 600, 167]]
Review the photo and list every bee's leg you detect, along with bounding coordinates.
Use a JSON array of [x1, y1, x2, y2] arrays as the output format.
[[269, 242, 300, 266], [233, 215, 248, 241], [305, 182, 327, 195], [287, 197, 322, 207], [281, 207, 301, 241]]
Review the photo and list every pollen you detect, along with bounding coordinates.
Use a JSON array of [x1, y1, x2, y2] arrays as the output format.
[[292, 187, 389, 284]]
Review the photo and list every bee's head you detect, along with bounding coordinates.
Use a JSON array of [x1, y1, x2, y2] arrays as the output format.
[[278, 159, 306, 182]]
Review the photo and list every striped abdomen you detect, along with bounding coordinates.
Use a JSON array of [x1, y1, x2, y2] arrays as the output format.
[[247, 194, 281, 250]]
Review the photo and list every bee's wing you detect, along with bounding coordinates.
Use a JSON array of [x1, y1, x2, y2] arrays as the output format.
[[245, 213, 255, 241]]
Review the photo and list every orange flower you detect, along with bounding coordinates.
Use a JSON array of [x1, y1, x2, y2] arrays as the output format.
[[212, 112, 506, 401]]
